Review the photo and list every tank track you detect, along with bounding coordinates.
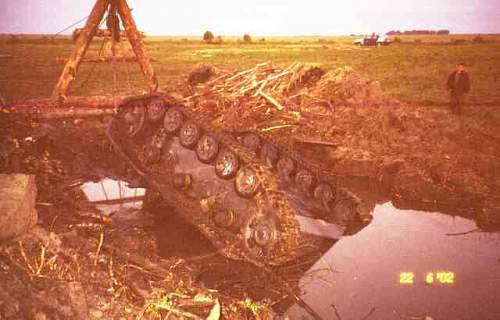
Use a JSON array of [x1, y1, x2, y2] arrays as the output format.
[[253, 129, 364, 224], [107, 94, 303, 266], [186, 101, 364, 225], [106, 94, 362, 266]]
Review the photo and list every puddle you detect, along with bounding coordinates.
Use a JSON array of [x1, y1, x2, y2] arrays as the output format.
[[288, 202, 500, 319], [80, 178, 146, 216]]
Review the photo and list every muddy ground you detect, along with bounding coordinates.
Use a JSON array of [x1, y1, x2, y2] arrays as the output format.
[[294, 104, 500, 227], [1, 97, 499, 319], [0, 112, 305, 320]]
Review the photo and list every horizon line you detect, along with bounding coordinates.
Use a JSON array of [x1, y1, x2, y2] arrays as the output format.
[[2, 32, 499, 37]]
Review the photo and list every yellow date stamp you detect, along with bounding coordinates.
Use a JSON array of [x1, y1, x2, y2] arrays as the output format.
[[399, 272, 455, 285]]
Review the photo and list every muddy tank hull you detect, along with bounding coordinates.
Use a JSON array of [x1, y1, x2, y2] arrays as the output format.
[[106, 94, 362, 266]]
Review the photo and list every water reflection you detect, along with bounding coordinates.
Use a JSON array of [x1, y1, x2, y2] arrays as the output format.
[[289, 202, 500, 320], [80, 178, 145, 215]]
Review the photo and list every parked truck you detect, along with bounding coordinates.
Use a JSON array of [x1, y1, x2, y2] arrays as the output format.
[[354, 34, 391, 46]]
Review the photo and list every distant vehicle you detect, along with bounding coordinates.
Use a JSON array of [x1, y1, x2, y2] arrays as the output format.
[[354, 34, 391, 46]]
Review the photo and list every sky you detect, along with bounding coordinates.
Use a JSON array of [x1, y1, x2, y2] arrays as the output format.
[[0, 0, 499, 36]]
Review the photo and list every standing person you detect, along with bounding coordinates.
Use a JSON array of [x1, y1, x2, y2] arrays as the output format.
[[446, 63, 471, 115]]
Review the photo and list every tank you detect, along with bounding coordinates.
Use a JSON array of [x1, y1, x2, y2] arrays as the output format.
[[106, 93, 364, 266]]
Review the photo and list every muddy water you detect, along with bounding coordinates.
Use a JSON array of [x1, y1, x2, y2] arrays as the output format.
[[79, 179, 500, 319], [288, 202, 500, 320]]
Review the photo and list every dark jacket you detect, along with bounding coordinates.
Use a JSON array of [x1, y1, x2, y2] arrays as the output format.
[[447, 71, 470, 95]]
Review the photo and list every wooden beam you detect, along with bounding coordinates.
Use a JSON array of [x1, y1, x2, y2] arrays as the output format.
[[51, 0, 111, 101], [116, 0, 158, 93]]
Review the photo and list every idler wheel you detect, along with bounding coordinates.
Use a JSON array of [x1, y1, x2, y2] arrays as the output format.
[[215, 149, 239, 179], [146, 97, 166, 122], [124, 104, 146, 138], [295, 169, 315, 195], [313, 183, 335, 203], [234, 166, 259, 198], [144, 145, 161, 165], [243, 215, 277, 257], [163, 108, 184, 134], [276, 157, 296, 182], [332, 199, 357, 226], [173, 173, 192, 190], [196, 134, 219, 163], [179, 122, 201, 148], [242, 133, 261, 153], [260, 142, 279, 168]]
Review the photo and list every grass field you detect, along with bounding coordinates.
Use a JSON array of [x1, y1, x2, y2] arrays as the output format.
[[0, 34, 499, 104]]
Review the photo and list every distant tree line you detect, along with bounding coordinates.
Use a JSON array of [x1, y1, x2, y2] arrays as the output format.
[[203, 30, 254, 44], [386, 30, 450, 35]]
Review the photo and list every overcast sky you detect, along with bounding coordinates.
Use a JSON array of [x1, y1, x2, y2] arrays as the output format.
[[1, 0, 499, 35]]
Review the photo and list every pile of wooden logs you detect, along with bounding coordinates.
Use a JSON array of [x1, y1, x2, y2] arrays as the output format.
[[186, 62, 389, 112], [187, 62, 327, 110]]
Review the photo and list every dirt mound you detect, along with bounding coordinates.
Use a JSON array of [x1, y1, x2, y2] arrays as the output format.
[[187, 62, 393, 113], [310, 67, 387, 104]]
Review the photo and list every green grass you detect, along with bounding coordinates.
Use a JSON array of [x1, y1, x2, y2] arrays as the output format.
[[0, 34, 499, 104]]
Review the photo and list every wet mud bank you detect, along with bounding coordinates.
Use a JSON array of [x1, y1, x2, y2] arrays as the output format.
[[294, 105, 500, 228]]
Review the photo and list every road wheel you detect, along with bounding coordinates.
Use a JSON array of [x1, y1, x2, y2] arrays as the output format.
[[179, 122, 200, 149]]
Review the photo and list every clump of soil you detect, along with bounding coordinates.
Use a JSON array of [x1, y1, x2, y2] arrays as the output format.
[[188, 63, 216, 86]]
